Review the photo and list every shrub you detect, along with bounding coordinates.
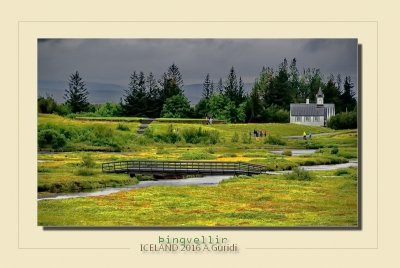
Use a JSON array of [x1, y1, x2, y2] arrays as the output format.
[[116, 123, 130, 131], [327, 111, 357, 130], [38, 95, 58, 114], [156, 148, 168, 154], [265, 135, 286, 146], [335, 168, 350, 176], [282, 149, 292, 156], [81, 154, 95, 168], [219, 153, 237, 157], [285, 167, 312, 181], [207, 147, 216, 154], [231, 132, 239, 143], [331, 147, 339, 154], [161, 94, 191, 118], [179, 151, 217, 160], [96, 102, 123, 117], [241, 132, 252, 144], [90, 125, 122, 150], [38, 128, 66, 150], [153, 125, 181, 144], [92, 125, 113, 139], [75, 167, 95, 176], [305, 141, 323, 149], [181, 127, 220, 144], [55, 103, 72, 116]]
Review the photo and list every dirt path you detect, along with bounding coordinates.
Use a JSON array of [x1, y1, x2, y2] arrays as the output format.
[[137, 118, 155, 134]]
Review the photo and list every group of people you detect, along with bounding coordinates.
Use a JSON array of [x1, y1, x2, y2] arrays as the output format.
[[252, 129, 268, 138], [303, 131, 312, 140]]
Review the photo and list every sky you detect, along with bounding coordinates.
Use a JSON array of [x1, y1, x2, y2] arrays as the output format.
[[38, 39, 358, 88]]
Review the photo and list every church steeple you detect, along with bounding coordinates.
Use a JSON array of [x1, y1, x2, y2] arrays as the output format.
[[316, 87, 324, 106]]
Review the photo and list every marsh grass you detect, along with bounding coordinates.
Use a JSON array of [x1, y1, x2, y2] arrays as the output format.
[[38, 172, 357, 226], [179, 151, 217, 160], [264, 135, 286, 146], [282, 149, 292, 156], [116, 123, 130, 131], [284, 167, 312, 181]]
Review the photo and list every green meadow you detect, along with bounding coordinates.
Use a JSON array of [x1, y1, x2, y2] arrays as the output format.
[[38, 169, 358, 226], [37, 114, 358, 226]]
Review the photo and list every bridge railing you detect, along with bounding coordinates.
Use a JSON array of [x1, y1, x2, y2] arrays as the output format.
[[102, 160, 267, 174]]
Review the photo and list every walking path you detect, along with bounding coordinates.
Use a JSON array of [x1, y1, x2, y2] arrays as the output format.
[[137, 118, 155, 134]]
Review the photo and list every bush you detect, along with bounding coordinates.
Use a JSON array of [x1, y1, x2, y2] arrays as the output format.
[[327, 111, 357, 130], [207, 147, 216, 154], [264, 135, 286, 146], [38, 128, 66, 150], [116, 123, 130, 131], [305, 141, 323, 149], [181, 127, 220, 144], [38, 95, 58, 114], [285, 167, 312, 181], [90, 125, 123, 151], [75, 167, 96, 176], [331, 147, 339, 154], [152, 125, 181, 144], [161, 94, 191, 118], [81, 154, 95, 168], [241, 132, 252, 144], [282, 149, 292, 156], [231, 132, 239, 143], [179, 151, 217, 160], [335, 168, 350, 176], [96, 103, 122, 117], [55, 103, 72, 116]]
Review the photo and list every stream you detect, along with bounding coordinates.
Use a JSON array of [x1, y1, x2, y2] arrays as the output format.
[[38, 175, 232, 201], [38, 160, 358, 201]]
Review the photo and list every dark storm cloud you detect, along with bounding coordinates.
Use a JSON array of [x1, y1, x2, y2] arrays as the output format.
[[38, 38, 358, 88]]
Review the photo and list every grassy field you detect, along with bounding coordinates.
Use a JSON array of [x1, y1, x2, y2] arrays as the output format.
[[38, 114, 357, 195], [38, 167, 358, 226], [38, 114, 358, 226]]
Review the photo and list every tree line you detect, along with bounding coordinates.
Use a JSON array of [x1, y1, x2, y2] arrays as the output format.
[[38, 59, 357, 124]]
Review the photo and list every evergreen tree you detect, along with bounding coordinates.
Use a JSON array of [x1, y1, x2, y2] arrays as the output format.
[[121, 71, 147, 116], [272, 58, 291, 108], [146, 72, 162, 117], [160, 63, 184, 100], [323, 75, 341, 105], [224, 66, 244, 105], [64, 71, 90, 113], [238, 77, 245, 103], [216, 78, 223, 94], [224, 66, 238, 103], [202, 73, 213, 99], [340, 76, 357, 112], [289, 58, 300, 101], [308, 68, 323, 101], [336, 74, 342, 93], [248, 80, 262, 122]]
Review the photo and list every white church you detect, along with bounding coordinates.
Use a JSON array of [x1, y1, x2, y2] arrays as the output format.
[[289, 88, 335, 126]]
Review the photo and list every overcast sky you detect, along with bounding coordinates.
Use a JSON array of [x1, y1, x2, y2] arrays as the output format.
[[38, 39, 358, 87]]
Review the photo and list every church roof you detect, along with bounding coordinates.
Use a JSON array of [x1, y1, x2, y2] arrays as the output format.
[[290, 104, 325, 116]]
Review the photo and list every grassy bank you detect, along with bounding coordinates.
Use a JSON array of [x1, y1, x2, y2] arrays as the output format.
[[38, 168, 358, 227], [38, 114, 356, 194]]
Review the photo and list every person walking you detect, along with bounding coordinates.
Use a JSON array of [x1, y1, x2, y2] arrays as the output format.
[[303, 131, 307, 140]]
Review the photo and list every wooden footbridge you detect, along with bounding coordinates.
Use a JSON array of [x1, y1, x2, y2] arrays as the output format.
[[102, 160, 268, 177]]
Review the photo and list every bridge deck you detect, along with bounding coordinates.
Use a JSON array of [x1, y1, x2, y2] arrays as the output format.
[[102, 160, 267, 176]]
